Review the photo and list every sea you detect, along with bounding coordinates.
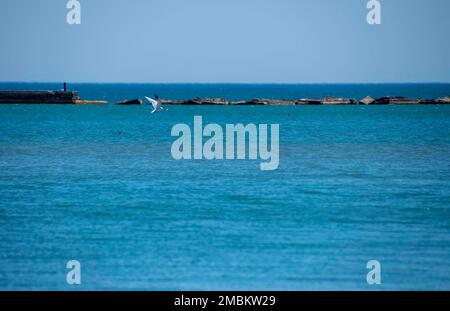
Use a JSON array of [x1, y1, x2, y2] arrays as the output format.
[[0, 83, 449, 290]]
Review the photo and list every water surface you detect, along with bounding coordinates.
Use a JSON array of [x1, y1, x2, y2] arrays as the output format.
[[0, 84, 450, 290]]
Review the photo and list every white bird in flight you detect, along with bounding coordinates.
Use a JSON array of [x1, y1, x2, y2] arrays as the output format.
[[145, 94, 166, 114]]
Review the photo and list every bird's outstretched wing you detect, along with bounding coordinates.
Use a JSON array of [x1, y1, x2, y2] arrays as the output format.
[[145, 96, 158, 109]]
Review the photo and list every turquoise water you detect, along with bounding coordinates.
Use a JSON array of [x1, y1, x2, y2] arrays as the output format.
[[1, 84, 450, 290]]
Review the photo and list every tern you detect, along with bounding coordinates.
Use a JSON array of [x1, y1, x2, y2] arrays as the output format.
[[145, 94, 166, 114]]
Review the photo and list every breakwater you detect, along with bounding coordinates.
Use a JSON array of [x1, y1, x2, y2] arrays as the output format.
[[1, 91, 449, 105], [160, 96, 450, 105]]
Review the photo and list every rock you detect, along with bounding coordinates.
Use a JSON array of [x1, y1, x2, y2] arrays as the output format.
[[389, 97, 419, 105], [375, 97, 419, 105], [240, 99, 267, 105], [184, 98, 230, 105], [419, 99, 439, 105], [161, 99, 183, 105], [114, 99, 143, 105], [371, 97, 389, 105], [243, 99, 296, 105], [360, 96, 376, 105], [296, 98, 323, 105], [322, 97, 357, 105], [230, 100, 247, 105], [437, 97, 450, 104]]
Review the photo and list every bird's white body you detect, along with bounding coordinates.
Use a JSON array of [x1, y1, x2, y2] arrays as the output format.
[[145, 96, 165, 113]]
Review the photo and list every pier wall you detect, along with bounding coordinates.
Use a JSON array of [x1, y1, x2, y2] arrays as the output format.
[[0, 91, 80, 104]]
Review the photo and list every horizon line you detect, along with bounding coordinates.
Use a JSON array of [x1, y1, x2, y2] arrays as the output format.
[[1, 81, 450, 85]]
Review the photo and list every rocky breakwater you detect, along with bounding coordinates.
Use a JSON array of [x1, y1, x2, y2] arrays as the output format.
[[160, 96, 450, 105], [359, 96, 450, 105], [161, 98, 314, 105], [2, 89, 449, 106]]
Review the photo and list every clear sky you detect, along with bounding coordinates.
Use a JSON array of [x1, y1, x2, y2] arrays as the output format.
[[0, 0, 449, 83]]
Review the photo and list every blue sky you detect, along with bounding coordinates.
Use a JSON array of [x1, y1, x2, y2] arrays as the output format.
[[0, 0, 449, 83]]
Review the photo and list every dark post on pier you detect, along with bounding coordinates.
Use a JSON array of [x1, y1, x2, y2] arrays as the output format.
[[64, 82, 67, 92]]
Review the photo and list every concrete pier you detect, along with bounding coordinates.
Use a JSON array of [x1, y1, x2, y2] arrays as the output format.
[[0, 91, 80, 104]]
